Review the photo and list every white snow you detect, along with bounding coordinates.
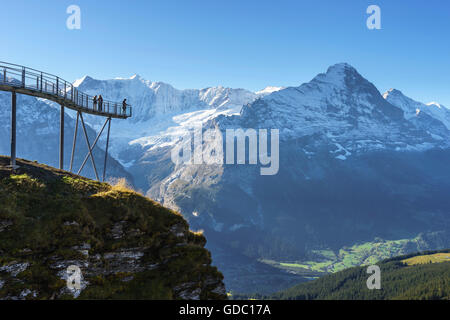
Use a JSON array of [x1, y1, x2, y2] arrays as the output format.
[[255, 86, 284, 96], [427, 102, 443, 109], [384, 89, 450, 130], [72, 76, 89, 88], [71, 75, 259, 161], [66, 63, 450, 169]]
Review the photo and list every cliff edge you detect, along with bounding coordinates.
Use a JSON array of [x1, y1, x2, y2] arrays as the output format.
[[0, 156, 226, 300]]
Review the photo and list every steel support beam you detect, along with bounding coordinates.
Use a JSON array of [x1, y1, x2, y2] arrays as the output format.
[[102, 118, 112, 182], [70, 112, 79, 172], [59, 104, 64, 170], [79, 112, 99, 181], [77, 117, 109, 176], [11, 91, 16, 167]]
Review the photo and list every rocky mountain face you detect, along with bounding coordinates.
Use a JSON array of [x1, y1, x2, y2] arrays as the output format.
[[383, 88, 450, 132], [0, 157, 226, 300], [145, 63, 450, 239], [234, 63, 449, 149]]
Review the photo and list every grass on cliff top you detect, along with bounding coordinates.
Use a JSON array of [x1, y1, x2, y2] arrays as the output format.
[[0, 159, 198, 253], [0, 157, 222, 300]]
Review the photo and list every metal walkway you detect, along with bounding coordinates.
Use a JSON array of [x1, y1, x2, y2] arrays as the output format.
[[0, 61, 132, 181]]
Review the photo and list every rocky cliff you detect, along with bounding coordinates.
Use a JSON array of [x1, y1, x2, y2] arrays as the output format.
[[0, 156, 226, 300]]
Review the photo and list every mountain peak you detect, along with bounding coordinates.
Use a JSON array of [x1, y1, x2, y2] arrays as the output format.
[[309, 62, 364, 89], [129, 74, 141, 80], [255, 86, 284, 96], [73, 75, 94, 87], [383, 88, 405, 99], [382, 88, 418, 112], [325, 62, 362, 79], [326, 62, 357, 73]]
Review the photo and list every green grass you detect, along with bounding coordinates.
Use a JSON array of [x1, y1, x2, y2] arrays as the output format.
[[402, 253, 450, 265], [0, 157, 225, 300], [261, 235, 447, 275], [263, 249, 450, 300], [279, 263, 310, 269]]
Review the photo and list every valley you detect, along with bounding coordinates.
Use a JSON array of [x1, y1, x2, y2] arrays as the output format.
[[261, 231, 450, 275], [265, 249, 450, 300]]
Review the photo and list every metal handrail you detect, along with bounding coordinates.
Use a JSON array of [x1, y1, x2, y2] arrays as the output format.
[[0, 61, 132, 118]]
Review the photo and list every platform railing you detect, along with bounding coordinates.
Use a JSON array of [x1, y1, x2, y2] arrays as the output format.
[[0, 61, 132, 118]]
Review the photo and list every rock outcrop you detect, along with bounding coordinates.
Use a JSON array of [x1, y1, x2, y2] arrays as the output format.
[[0, 156, 226, 300]]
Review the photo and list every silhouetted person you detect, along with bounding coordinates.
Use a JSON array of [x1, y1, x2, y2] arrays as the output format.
[[122, 99, 127, 115], [93, 95, 98, 110], [98, 95, 103, 112]]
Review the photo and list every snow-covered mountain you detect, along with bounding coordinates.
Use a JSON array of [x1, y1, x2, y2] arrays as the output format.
[[229, 63, 449, 150], [69, 63, 450, 239], [73, 75, 258, 123], [144, 62, 450, 215], [69, 65, 450, 167], [106, 63, 450, 293], [383, 88, 450, 131], [72, 75, 263, 163], [88, 63, 450, 173]]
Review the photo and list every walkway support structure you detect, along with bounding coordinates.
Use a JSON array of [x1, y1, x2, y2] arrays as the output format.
[[70, 112, 80, 173], [0, 61, 132, 180], [103, 118, 112, 182], [11, 91, 16, 168], [60, 105, 64, 170]]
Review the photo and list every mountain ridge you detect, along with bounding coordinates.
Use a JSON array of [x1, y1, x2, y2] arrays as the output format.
[[129, 63, 450, 292]]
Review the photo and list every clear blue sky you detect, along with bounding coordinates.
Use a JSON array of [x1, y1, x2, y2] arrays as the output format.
[[2, 0, 450, 106]]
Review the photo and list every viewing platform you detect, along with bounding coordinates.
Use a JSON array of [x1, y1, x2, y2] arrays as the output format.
[[0, 61, 132, 181], [0, 61, 132, 119]]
